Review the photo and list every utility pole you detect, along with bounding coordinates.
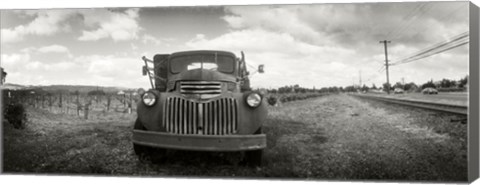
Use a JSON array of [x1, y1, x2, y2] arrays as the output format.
[[359, 70, 362, 88], [380, 40, 391, 94]]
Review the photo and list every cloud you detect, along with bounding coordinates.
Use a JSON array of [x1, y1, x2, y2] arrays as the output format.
[[223, 6, 324, 45], [78, 8, 141, 41], [186, 2, 468, 88], [1, 53, 33, 72], [1, 10, 76, 44], [141, 34, 162, 45], [187, 29, 350, 56], [2, 8, 142, 43], [223, 3, 468, 52], [186, 29, 355, 88], [38, 45, 70, 53], [1, 52, 149, 88]]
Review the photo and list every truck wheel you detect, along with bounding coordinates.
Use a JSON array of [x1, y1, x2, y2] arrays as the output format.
[[245, 127, 263, 166], [133, 119, 166, 163], [245, 149, 263, 167]]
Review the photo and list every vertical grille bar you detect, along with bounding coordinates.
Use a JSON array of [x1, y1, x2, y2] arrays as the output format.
[[183, 99, 187, 134], [177, 98, 182, 134], [212, 100, 216, 135], [214, 101, 218, 135], [198, 103, 203, 135], [172, 97, 177, 133], [176, 98, 180, 134], [226, 98, 231, 133], [188, 101, 192, 134], [178, 99, 181, 134], [170, 98, 175, 132], [222, 99, 227, 135], [170, 98, 174, 132], [163, 97, 238, 135], [204, 103, 209, 135], [219, 99, 223, 135], [233, 99, 237, 133], [209, 102, 213, 135], [192, 101, 196, 134], [164, 98, 168, 130]]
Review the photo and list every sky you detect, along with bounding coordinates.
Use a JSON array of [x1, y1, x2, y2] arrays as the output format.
[[0, 1, 470, 89]]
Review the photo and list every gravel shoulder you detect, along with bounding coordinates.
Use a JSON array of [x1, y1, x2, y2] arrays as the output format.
[[2, 94, 468, 181]]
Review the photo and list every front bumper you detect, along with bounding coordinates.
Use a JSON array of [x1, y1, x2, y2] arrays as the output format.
[[132, 130, 267, 152]]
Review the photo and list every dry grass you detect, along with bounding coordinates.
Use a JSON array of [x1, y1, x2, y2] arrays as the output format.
[[2, 94, 468, 182]]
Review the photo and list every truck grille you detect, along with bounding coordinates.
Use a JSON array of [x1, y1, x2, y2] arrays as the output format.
[[180, 81, 221, 94], [164, 97, 238, 135]]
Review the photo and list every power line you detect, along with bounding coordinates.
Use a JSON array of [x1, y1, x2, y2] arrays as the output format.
[[390, 2, 434, 41], [406, 31, 468, 58], [390, 31, 469, 66], [385, 3, 425, 39], [392, 39, 468, 66]]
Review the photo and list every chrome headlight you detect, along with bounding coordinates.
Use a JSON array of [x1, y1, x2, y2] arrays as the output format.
[[142, 91, 157, 106], [246, 93, 262, 108]]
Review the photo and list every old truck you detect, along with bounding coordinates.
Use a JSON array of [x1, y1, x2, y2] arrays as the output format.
[[132, 50, 267, 165]]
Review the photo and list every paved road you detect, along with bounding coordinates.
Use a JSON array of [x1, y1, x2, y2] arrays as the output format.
[[374, 92, 468, 106]]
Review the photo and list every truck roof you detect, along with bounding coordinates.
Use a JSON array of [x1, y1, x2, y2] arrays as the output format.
[[170, 50, 236, 58]]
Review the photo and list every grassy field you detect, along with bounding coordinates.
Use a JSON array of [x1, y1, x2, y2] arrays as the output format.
[[2, 94, 468, 182]]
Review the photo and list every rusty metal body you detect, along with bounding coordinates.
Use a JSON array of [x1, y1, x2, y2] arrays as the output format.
[[133, 50, 267, 152]]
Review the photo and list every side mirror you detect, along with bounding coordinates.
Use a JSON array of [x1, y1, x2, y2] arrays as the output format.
[[142, 66, 147, 76], [258, 64, 264, 73]]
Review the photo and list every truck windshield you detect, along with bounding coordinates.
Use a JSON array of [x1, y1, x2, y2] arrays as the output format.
[[170, 54, 235, 74]]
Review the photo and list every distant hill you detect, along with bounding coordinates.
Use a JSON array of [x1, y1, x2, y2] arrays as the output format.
[[1, 83, 135, 94], [1, 83, 29, 90], [38, 85, 132, 94]]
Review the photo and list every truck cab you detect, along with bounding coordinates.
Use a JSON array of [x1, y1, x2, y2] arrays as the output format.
[[133, 50, 266, 165]]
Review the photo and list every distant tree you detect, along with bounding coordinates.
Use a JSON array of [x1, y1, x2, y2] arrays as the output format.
[[88, 90, 106, 96], [382, 83, 391, 92], [421, 80, 436, 89], [459, 75, 468, 88], [361, 85, 369, 92], [344, 85, 356, 92], [371, 83, 377, 90], [439, 78, 455, 88], [71, 90, 80, 96], [404, 82, 418, 91], [319, 87, 328, 93], [393, 82, 403, 89]]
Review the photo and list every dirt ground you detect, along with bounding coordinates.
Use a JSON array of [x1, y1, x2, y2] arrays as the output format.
[[2, 94, 468, 182]]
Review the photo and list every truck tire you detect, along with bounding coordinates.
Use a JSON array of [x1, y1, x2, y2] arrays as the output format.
[[245, 149, 263, 167], [133, 119, 166, 163], [245, 127, 263, 166]]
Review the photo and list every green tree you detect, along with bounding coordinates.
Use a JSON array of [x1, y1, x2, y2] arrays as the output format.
[[382, 83, 391, 92], [361, 85, 369, 92], [439, 78, 455, 88], [459, 75, 468, 88], [404, 82, 418, 91], [421, 80, 436, 89], [393, 82, 403, 89]]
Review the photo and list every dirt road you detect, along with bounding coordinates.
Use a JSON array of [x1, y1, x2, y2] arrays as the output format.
[[2, 94, 467, 182]]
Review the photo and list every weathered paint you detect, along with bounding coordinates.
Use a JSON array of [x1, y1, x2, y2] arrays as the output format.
[[135, 50, 267, 151], [133, 130, 266, 151]]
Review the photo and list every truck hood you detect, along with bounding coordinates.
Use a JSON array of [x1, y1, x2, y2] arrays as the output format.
[[169, 69, 236, 83]]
